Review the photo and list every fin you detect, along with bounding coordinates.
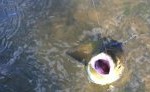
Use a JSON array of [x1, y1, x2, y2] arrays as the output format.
[[66, 43, 94, 65], [67, 37, 124, 65], [66, 34, 104, 65]]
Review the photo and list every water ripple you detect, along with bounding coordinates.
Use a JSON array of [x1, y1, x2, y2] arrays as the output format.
[[0, 2, 21, 39], [0, 38, 11, 55], [0, 47, 23, 75], [18, 0, 52, 17]]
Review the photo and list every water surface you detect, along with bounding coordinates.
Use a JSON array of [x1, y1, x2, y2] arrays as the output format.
[[0, 0, 150, 92]]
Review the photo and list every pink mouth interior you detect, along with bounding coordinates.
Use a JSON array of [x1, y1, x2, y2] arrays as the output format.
[[95, 59, 110, 74]]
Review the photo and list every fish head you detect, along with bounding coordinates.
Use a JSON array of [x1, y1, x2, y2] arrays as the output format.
[[66, 35, 125, 85]]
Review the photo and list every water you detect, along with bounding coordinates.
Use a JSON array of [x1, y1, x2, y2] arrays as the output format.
[[0, 0, 150, 92]]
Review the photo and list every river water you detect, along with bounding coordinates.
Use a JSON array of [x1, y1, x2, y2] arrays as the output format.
[[0, 0, 150, 92]]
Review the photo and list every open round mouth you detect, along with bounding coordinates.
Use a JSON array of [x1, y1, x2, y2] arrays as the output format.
[[95, 59, 110, 74]]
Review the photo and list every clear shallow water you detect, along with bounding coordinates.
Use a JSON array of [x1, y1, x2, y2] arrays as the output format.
[[0, 0, 150, 92]]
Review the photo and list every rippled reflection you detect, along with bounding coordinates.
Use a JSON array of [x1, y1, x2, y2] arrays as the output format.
[[0, 2, 21, 39], [0, 0, 53, 92]]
